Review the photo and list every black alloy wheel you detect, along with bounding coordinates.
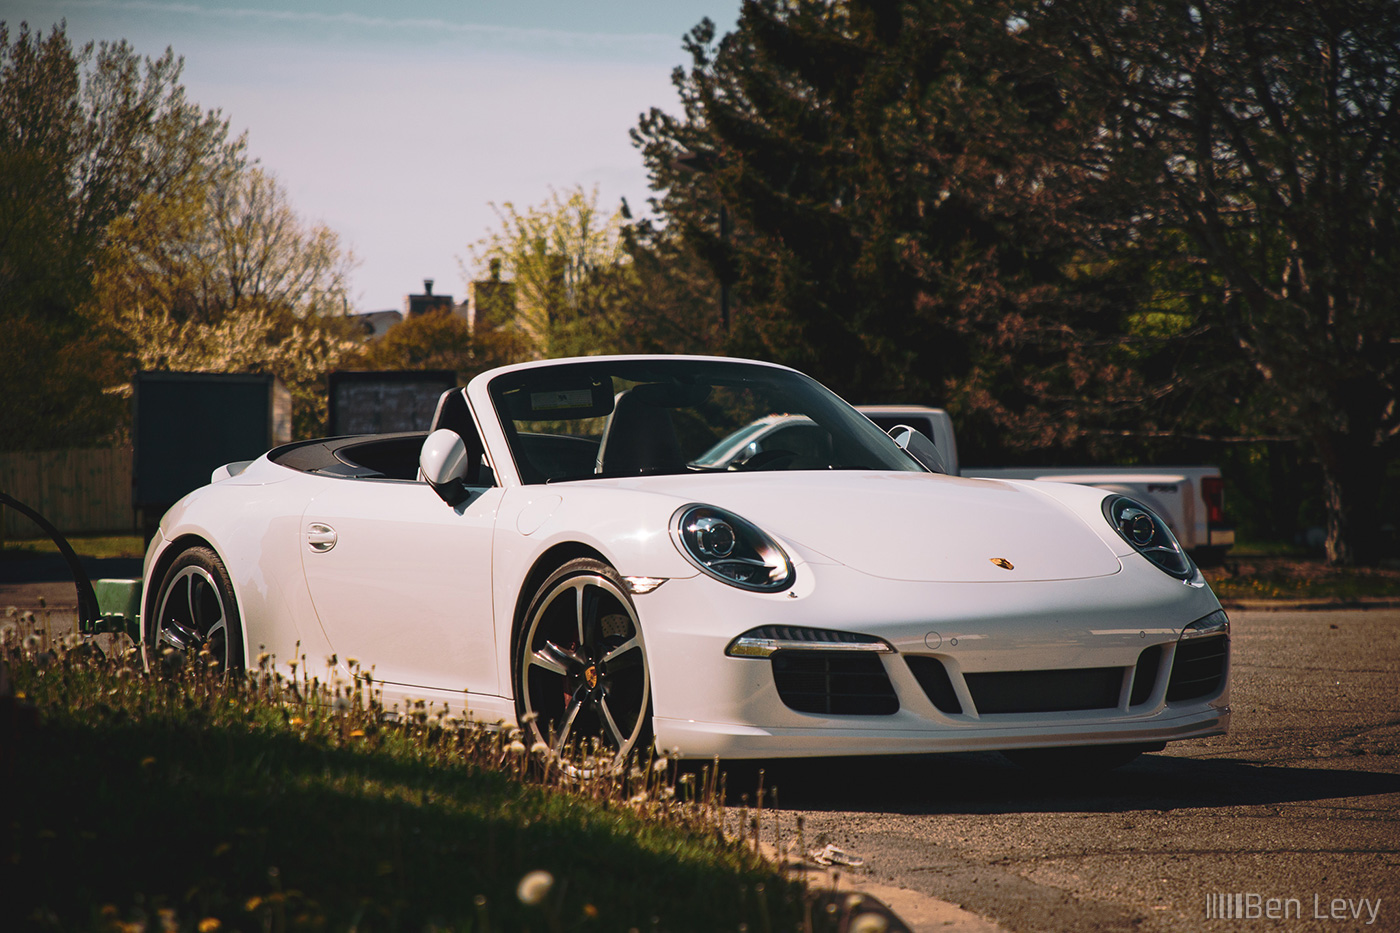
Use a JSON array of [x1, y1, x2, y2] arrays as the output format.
[[516, 558, 652, 766], [150, 545, 244, 672]]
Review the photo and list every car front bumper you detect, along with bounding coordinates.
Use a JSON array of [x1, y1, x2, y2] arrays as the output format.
[[637, 557, 1231, 759]]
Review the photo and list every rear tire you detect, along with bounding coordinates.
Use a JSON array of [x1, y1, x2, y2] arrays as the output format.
[[149, 546, 244, 673]]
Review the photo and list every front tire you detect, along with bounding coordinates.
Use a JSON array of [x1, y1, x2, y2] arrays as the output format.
[[515, 558, 652, 766], [149, 546, 244, 673]]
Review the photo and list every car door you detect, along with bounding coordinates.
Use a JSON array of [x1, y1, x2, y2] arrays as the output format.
[[299, 477, 502, 697]]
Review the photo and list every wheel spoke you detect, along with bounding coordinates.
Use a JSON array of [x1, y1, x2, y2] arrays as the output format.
[[596, 693, 628, 749], [530, 640, 580, 676], [551, 693, 586, 754], [574, 580, 601, 649], [192, 575, 225, 634], [159, 619, 201, 651], [601, 636, 641, 668]]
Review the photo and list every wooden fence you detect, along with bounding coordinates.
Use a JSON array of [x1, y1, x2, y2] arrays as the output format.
[[0, 448, 134, 538]]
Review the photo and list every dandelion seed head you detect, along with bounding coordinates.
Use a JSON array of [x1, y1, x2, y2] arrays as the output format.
[[23, 634, 42, 651], [652, 755, 669, 773], [506, 739, 527, 756], [530, 741, 550, 757], [516, 870, 554, 906]]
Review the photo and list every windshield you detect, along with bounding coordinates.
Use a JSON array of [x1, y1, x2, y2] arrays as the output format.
[[487, 358, 925, 484]]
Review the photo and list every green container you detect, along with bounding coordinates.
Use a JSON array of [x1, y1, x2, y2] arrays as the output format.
[[91, 578, 142, 641]]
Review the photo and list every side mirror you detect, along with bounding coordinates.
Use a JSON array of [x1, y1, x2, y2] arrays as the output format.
[[889, 424, 947, 474], [420, 429, 471, 505]]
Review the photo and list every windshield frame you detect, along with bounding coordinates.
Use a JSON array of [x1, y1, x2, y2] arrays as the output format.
[[480, 357, 926, 486]]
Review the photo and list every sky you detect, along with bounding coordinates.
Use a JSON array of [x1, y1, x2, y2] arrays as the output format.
[[1, 0, 744, 311]]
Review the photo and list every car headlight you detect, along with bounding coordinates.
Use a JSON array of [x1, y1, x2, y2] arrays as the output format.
[[671, 504, 794, 592], [1103, 495, 1194, 579]]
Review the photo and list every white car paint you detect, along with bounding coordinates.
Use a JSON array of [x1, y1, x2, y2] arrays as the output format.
[[143, 355, 1230, 761]]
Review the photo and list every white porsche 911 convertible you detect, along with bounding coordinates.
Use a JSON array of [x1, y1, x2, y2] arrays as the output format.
[[142, 354, 1229, 769]]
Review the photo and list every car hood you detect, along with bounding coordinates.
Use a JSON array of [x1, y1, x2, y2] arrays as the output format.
[[584, 471, 1122, 583]]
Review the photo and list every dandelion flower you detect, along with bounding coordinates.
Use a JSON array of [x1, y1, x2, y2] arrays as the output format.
[[516, 870, 554, 906], [244, 897, 262, 912], [849, 912, 888, 933], [197, 919, 222, 933], [583, 904, 598, 918]]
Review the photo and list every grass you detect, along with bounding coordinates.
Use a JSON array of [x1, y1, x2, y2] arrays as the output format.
[[1, 534, 146, 561], [1202, 557, 1400, 601], [0, 615, 860, 933]]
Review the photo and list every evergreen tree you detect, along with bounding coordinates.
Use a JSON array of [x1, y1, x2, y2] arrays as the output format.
[[633, 0, 1147, 458]]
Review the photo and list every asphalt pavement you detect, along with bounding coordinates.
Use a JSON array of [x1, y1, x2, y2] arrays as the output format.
[[761, 609, 1400, 932]]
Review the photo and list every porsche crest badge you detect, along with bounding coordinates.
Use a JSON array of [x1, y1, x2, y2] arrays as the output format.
[[989, 558, 1014, 570]]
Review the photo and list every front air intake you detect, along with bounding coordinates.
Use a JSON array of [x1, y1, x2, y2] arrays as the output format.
[[770, 650, 899, 715]]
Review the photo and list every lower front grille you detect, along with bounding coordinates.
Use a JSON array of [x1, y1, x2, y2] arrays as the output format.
[[1167, 634, 1228, 700], [964, 667, 1122, 714], [771, 650, 899, 715]]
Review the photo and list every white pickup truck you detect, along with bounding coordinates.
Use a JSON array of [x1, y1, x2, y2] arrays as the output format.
[[858, 405, 1235, 563]]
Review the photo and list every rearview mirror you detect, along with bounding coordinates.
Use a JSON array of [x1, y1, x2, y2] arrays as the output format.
[[889, 425, 947, 474], [420, 429, 471, 505]]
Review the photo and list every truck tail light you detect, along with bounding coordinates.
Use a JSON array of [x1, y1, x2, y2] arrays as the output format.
[[1201, 476, 1226, 526]]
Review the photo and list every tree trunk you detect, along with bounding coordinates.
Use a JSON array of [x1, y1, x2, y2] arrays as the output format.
[[1314, 428, 1386, 566]]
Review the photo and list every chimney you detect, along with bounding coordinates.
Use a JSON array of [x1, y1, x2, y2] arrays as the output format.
[[424, 278, 434, 296]]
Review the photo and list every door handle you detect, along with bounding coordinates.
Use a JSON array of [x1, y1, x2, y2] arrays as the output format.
[[306, 522, 337, 552]]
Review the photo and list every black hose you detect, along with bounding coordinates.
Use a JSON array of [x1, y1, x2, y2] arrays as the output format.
[[0, 491, 101, 632]]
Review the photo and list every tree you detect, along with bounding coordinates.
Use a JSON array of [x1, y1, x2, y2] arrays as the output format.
[[358, 308, 531, 384], [0, 21, 240, 449], [91, 164, 365, 438], [119, 302, 363, 439], [462, 187, 635, 359], [94, 164, 352, 326], [1029, 0, 1400, 564], [632, 0, 1142, 455]]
